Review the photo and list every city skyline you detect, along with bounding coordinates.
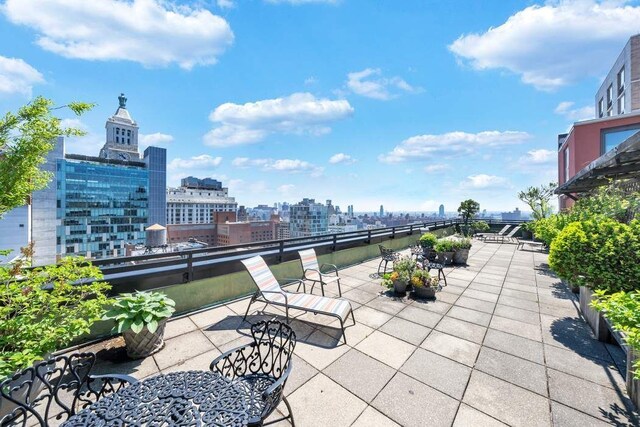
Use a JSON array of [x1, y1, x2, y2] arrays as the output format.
[[1, 1, 639, 211]]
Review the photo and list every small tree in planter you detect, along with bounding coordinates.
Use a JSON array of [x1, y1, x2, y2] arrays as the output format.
[[457, 199, 480, 236], [103, 291, 176, 359], [410, 269, 440, 299]]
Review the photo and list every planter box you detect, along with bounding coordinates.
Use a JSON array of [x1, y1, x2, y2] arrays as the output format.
[[579, 286, 611, 342], [452, 248, 470, 265], [413, 286, 436, 299], [627, 348, 640, 409]]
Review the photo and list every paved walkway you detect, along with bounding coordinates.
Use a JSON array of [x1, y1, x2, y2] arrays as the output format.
[[89, 240, 638, 426]]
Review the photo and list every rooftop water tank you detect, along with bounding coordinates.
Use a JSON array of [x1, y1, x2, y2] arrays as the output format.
[[146, 223, 167, 247]]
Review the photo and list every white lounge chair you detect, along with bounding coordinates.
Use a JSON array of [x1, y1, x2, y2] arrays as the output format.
[[241, 255, 355, 343], [297, 248, 343, 297], [479, 225, 511, 242], [501, 225, 522, 243]]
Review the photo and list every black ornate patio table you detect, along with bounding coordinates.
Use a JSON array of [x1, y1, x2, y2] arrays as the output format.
[[61, 370, 251, 427]]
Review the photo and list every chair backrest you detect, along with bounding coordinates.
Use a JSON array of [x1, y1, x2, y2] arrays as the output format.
[[241, 256, 284, 301], [379, 245, 397, 261], [251, 320, 297, 379], [298, 249, 320, 272], [497, 225, 511, 235], [0, 353, 96, 426], [505, 225, 521, 237]]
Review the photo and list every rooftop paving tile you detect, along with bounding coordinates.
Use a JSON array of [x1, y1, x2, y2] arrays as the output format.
[[79, 239, 639, 426]]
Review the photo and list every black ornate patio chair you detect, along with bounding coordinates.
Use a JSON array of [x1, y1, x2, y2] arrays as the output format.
[[0, 352, 137, 427], [210, 319, 297, 426], [421, 254, 450, 287], [378, 245, 399, 276]]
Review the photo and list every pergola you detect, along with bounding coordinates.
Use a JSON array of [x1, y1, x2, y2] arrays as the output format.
[[555, 131, 640, 198]]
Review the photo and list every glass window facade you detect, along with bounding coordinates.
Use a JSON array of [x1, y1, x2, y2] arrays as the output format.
[[602, 125, 640, 154], [56, 159, 149, 259]]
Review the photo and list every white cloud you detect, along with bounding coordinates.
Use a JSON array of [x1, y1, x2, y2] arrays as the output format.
[[168, 155, 222, 170], [329, 153, 356, 164], [449, 0, 640, 91], [554, 101, 594, 122], [520, 149, 555, 164], [277, 184, 296, 194], [460, 174, 510, 190], [217, 0, 235, 8], [232, 156, 323, 176], [304, 76, 318, 85], [0, 55, 44, 96], [380, 130, 531, 163], [265, 0, 339, 4], [424, 163, 450, 173], [2, 0, 233, 70], [347, 68, 422, 100], [139, 132, 174, 150], [204, 92, 353, 147]]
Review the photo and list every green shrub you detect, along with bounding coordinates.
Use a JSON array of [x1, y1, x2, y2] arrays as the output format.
[[103, 291, 175, 334], [591, 290, 640, 379], [471, 221, 490, 233], [0, 257, 112, 379], [418, 233, 437, 248], [451, 238, 472, 250], [434, 240, 455, 252], [532, 214, 573, 246], [549, 217, 640, 292]]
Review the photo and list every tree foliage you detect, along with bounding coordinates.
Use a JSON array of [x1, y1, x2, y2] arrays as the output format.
[[0, 96, 93, 217], [517, 182, 556, 221], [0, 255, 112, 378]]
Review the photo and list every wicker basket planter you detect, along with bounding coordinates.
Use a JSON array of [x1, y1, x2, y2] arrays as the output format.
[[123, 319, 167, 359]]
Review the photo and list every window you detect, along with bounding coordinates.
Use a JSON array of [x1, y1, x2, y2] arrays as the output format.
[[619, 93, 626, 114], [602, 124, 640, 153], [116, 136, 119, 143], [564, 148, 570, 182], [127, 129, 131, 137], [607, 84, 613, 109], [598, 98, 604, 118], [116, 128, 120, 135], [618, 67, 625, 94]]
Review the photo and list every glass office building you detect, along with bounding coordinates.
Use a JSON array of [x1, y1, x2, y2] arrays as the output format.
[[56, 156, 149, 259]]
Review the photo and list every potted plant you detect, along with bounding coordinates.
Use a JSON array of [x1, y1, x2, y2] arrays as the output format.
[[433, 240, 455, 265], [410, 269, 440, 299], [452, 238, 472, 264], [380, 273, 394, 290], [103, 291, 176, 359], [390, 256, 416, 295], [418, 232, 438, 261], [0, 254, 111, 417]]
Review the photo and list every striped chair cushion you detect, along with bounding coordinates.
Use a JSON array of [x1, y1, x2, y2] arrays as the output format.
[[299, 249, 320, 272], [242, 256, 284, 301], [285, 292, 352, 321]]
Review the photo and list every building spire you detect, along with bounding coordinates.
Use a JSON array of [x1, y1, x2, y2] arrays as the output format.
[[118, 93, 127, 109]]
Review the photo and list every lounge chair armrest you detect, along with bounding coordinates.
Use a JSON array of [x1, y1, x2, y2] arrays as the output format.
[[303, 268, 322, 279], [320, 264, 339, 275]]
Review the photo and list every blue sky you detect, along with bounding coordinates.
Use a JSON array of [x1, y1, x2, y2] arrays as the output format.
[[1, 0, 639, 212]]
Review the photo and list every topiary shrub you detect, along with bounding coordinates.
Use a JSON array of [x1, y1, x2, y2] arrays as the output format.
[[549, 217, 640, 292], [418, 233, 438, 248]]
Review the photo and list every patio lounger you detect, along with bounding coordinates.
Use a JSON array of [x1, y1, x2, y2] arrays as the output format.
[[241, 255, 355, 343], [501, 225, 522, 243], [297, 248, 343, 297], [478, 225, 511, 242]]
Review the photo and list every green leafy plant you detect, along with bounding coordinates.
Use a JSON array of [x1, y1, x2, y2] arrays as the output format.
[[457, 199, 480, 236], [392, 256, 416, 283], [380, 273, 394, 289], [434, 240, 455, 253], [418, 232, 438, 248], [549, 218, 640, 292], [471, 221, 490, 233], [103, 291, 176, 334], [451, 238, 472, 250], [0, 255, 111, 379], [0, 97, 93, 217], [591, 290, 640, 379], [410, 269, 439, 288], [517, 182, 556, 221]]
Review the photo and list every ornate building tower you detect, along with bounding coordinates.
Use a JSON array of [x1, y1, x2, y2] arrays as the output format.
[[99, 93, 140, 161]]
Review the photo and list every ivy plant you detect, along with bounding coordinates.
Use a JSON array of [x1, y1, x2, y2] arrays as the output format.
[[103, 291, 176, 334], [0, 256, 111, 379]]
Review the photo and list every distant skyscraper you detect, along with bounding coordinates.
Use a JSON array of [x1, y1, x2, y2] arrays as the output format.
[[289, 198, 328, 237], [379, 205, 384, 217], [438, 204, 445, 217]]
